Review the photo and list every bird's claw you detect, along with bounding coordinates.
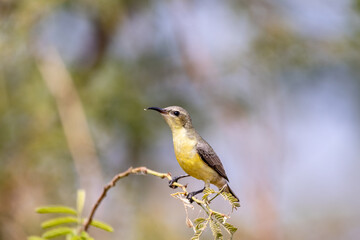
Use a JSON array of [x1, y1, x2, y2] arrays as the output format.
[[168, 174, 190, 189], [168, 179, 178, 189], [186, 192, 195, 203], [186, 187, 206, 204]]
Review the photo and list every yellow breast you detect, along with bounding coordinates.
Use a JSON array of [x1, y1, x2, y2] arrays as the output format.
[[172, 128, 218, 182]]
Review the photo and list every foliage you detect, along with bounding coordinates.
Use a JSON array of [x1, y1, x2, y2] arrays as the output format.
[[28, 167, 239, 240], [181, 188, 239, 240], [28, 190, 113, 240]]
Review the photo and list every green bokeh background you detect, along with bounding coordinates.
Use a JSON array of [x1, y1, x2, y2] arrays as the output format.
[[1, 0, 360, 239]]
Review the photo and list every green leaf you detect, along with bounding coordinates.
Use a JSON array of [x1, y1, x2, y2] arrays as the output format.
[[202, 188, 216, 200], [212, 211, 225, 224], [89, 219, 114, 232], [77, 189, 86, 216], [223, 223, 238, 235], [68, 235, 78, 240], [36, 206, 77, 215], [41, 217, 78, 229], [210, 220, 223, 240], [195, 222, 205, 231], [220, 192, 240, 209], [192, 218, 208, 240], [42, 227, 74, 239], [80, 231, 94, 240], [232, 202, 240, 208], [28, 236, 44, 240], [191, 228, 205, 240], [193, 218, 206, 225], [69, 235, 92, 240]]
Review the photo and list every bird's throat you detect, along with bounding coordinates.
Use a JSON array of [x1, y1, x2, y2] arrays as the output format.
[[172, 128, 196, 156]]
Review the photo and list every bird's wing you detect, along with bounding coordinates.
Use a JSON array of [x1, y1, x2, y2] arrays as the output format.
[[196, 141, 229, 182]]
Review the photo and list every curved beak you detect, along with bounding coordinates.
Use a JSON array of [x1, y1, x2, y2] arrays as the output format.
[[146, 107, 168, 114]]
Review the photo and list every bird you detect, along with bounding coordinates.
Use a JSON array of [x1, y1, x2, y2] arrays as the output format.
[[147, 106, 239, 203]]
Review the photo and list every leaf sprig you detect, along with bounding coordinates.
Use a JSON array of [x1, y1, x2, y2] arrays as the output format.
[[28, 190, 113, 240], [176, 187, 239, 240]]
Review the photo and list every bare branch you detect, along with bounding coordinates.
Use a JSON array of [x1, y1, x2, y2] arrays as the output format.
[[81, 166, 238, 239], [82, 166, 186, 232]]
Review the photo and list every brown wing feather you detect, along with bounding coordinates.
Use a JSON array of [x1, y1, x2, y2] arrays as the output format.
[[196, 141, 229, 182]]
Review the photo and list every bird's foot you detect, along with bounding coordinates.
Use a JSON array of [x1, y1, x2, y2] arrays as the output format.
[[186, 192, 196, 203], [168, 174, 190, 189], [186, 187, 206, 203], [168, 179, 178, 189]]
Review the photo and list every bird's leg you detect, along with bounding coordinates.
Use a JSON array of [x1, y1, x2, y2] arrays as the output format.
[[186, 186, 206, 203], [169, 174, 190, 189]]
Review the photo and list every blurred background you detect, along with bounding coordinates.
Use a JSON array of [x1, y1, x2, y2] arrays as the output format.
[[1, 0, 360, 239]]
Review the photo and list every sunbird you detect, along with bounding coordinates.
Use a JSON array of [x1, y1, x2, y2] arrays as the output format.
[[147, 106, 239, 202]]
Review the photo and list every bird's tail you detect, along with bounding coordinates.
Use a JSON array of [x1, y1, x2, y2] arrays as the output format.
[[224, 184, 240, 203]]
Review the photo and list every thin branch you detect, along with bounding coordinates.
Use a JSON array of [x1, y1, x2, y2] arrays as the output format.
[[82, 166, 186, 232], [82, 166, 238, 240], [208, 185, 226, 203]]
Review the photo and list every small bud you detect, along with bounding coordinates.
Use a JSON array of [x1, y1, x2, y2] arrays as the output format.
[[186, 217, 193, 228]]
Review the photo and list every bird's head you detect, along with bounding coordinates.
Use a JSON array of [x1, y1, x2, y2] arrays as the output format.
[[147, 106, 193, 130]]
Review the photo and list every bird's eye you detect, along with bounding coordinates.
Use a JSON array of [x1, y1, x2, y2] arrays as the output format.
[[173, 111, 180, 116]]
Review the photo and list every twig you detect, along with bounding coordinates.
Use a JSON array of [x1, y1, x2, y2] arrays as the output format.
[[82, 166, 237, 240], [208, 185, 226, 203], [82, 166, 187, 232]]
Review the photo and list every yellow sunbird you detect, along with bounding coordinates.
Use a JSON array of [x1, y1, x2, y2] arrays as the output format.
[[147, 106, 239, 202]]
